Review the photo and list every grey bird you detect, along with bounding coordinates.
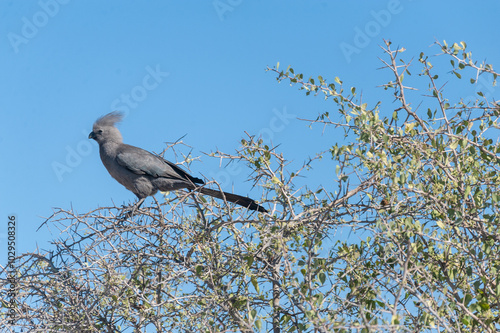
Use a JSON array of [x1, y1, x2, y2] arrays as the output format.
[[88, 111, 267, 213]]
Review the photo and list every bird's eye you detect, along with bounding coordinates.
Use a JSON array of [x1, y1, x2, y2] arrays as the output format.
[[98, 130, 103, 134]]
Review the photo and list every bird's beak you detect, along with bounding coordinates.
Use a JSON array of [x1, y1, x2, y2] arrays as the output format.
[[88, 131, 96, 140]]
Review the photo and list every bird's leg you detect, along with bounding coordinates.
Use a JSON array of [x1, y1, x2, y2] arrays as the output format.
[[120, 198, 145, 219], [129, 197, 145, 216], [135, 198, 146, 210]]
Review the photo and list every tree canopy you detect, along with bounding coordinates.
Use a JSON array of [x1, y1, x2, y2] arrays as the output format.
[[2, 40, 500, 332]]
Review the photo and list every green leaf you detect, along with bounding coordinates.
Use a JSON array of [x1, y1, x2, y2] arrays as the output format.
[[250, 309, 257, 320], [464, 293, 473, 307], [479, 302, 490, 311], [246, 255, 254, 267], [255, 318, 262, 330], [318, 272, 326, 285], [251, 276, 260, 293], [405, 122, 416, 132], [315, 293, 324, 305], [464, 185, 471, 198]]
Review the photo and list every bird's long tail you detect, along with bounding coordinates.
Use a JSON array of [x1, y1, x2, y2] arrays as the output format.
[[197, 187, 267, 213]]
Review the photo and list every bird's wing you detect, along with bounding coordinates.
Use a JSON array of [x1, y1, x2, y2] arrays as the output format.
[[116, 144, 204, 184]]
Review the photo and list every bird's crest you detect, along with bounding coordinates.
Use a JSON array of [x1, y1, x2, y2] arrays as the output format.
[[95, 111, 124, 127]]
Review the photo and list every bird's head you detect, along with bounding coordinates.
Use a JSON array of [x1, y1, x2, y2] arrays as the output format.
[[89, 111, 124, 144]]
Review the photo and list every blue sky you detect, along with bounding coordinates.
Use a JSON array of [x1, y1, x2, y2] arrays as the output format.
[[1, 0, 499, 263]]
